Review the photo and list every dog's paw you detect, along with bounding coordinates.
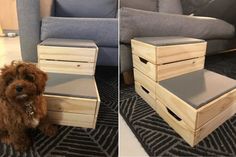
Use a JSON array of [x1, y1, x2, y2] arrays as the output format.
[[0, 134, 11, 145], [43, 125, 58, 137], [13, 142, 30, 152]]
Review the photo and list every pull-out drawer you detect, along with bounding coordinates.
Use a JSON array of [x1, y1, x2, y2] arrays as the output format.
[[135, 81, 156, 110], [133, 54, 205, 81], [131, 37, 206, 65], [134, 68, 156, 97], [38, 40, 98, 63], [154, 69, 236, 147], [155, 97, 236, 146], [45, 73, 100, 129], [39, 60, 95, 75], [37, 38, 98, 75]]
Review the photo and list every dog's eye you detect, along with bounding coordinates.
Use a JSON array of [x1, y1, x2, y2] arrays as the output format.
[[24, 74, 35, 82], [5, 77, 14, 85]]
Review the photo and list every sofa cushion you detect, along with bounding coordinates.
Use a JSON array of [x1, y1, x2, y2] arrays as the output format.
[[41, 17, 118, 47], [120, 8, 235, 44], [55, 0, 117, 18], [159, 0, 183, 14], [120, 0, 158, 12]]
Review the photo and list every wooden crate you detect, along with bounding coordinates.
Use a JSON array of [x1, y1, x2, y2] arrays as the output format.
[[155, 70, 236, 146], [38, 38, 98, 75], [131, 37, 207, 82], [45, 73, 100, 128]]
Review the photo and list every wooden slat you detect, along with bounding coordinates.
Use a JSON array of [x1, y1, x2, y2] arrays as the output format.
[[157, 57, 205, 81], [92, 81, 101, 128], [194, 101, 236, 145], [39, 60, 95, 75], [131, 39, 157, 64], [38, 45, 97, 62], [156, 42, 206, 64], [196, 88, 236, 128], [46, 95, 97, 114], [135, 81, 156, 110], [134, 68, 156, 99], [156, 83, 197, 129], [48, 111, 95, 128], [132, 54, 157, 81], [156, 99, 195, 146]]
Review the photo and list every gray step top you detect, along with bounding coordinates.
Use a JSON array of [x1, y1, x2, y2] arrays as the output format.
[[45, 73, 98, 99], [40, 38, 97, 48], [133, 36, 205, 46], [159, 69, 236, 109]]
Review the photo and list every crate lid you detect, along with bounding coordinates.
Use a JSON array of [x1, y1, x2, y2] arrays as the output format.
[[133, 36, 205, 46], [159, 69, 236, 109], [45, 73, 98, 99], [40, 38, 97, 48]]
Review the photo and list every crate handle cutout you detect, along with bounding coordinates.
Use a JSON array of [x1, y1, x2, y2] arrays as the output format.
[[139, 57, 148, 64], [141, 86, 149, 94], [166, 107, 182, 121]]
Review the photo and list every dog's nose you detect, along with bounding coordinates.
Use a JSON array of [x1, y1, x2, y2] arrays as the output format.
[[16, 85, 23, 92]]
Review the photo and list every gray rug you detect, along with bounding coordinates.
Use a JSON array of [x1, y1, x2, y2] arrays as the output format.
[[120, 52, 236, 156], [0, 66, 118, 157]]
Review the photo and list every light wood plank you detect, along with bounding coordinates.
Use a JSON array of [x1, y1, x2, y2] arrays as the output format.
[[156, 42, 206, 64], [156, 83, 197, 129], [194, 101, 236, 145], [39, 60, 95, 75], [134, 68, 156, 99], [135, 81, 156, 110], [38, 45, 97, 62], [48, 111, 95, 128], [46, 95, 97, 114], [92, 81, 101, 128], [131, 39, 157, 64], [155, 99, 195, 146], [196, 88, 236, 128], [157, 57, 205, 81], [157, 42, 207, 57], [132, 54, 156, 81]]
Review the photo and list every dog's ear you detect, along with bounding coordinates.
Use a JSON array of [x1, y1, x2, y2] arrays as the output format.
[[0, 77, 5, 99], [0, 70, 7, 99], [35, 67, 48, 95]]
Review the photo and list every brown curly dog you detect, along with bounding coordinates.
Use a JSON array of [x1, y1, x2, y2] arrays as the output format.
[[0, 61, 57, 152]]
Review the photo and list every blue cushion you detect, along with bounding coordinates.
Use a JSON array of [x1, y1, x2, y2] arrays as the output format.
[[41, 17, 118, 47], [55, 0, 118, 18]]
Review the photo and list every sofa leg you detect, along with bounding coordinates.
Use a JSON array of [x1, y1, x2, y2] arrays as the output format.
[[123, 70, 134, 85]]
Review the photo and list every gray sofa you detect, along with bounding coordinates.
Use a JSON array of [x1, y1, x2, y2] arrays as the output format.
[[120, 0, 236, 76], [17, 0, 118, 66]]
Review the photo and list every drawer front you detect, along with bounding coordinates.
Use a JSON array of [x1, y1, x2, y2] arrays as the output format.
[[38, 45, 97, 62], [156, 42, 207, 64], [46, 95, 97, 115], [48, 111, 95, 128], [135, 81, 156, 110], [157, 57, 205, 81], [132, 54, 157, 81], [131, 39, 156, 64], [134, 68, 156, 97], [39, 60, 95, 75], [196, 88, 236, 128], [155, 99, 195, 146], [195, 101, 236, 145], [156, 83, 197, 129]]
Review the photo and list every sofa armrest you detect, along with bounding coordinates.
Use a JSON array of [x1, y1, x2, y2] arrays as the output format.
[[17, 0, 41, 62]]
